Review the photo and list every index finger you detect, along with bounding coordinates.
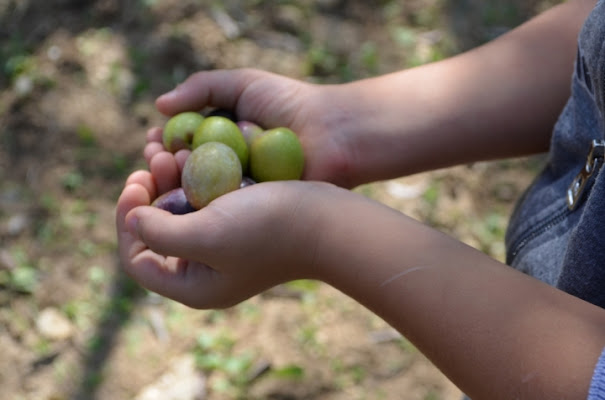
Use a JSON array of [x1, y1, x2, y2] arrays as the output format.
[[155, 69, 261, 116]]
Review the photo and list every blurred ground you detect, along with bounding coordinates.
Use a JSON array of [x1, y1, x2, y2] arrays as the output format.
[[0, 0, 559, 399]]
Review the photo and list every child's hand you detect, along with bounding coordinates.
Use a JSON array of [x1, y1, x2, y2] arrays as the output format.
[[149, 68, 359, 188], [116, 169, 328, 309]]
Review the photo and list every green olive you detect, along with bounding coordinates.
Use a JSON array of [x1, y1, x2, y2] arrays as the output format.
[[249, 127, 304, 182], [192, 116, 249, 172], [162, 112, 205, 153], [181, 142, 243, 209]]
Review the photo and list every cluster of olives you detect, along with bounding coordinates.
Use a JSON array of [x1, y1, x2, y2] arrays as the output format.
[[152, 110, 305, 214]]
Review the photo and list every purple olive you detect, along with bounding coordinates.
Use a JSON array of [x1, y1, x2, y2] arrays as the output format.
[[236, 120, 264, 148], [151, 187, 196, 215]]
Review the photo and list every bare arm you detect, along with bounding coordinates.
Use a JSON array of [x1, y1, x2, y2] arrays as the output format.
[[329, 0, 596, 183], [119, 177, 605, 399], [153, 1, 595, 188], [310, 184, 605, 400]]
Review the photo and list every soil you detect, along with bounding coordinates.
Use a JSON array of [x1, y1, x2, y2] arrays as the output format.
[[0, 1, 557, 399]]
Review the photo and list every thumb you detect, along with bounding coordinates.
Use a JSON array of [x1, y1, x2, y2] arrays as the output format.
[[126, 206, 219, 262]]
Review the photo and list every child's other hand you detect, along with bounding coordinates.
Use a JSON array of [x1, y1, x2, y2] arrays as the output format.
[[116, 170, 326, 309], [151, 68, 358, 188]]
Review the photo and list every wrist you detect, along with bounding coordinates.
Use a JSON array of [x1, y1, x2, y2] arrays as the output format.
[[324, 72, 448, 186], [303, 186, 419, 289]]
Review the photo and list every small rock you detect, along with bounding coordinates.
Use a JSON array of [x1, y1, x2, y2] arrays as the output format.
[[211, 8, 240, 39], [135, 355, 206, 400], [5, 213, 30, 236], [36, 307, 74, 341], [385, 181, 424, 200], [47, 45, 62, 62], [369, 328, 403, 344], [14, 75, 34, 97], [0, 249, 17, 270], [147, 308, 170, 343]]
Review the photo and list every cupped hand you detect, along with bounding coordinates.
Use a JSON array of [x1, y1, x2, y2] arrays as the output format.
[[116, 170, 328, 309], [151, 68, 360, 188]]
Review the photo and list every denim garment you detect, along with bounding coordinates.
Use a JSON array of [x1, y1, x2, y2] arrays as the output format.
[[505, 0, 605, 308]]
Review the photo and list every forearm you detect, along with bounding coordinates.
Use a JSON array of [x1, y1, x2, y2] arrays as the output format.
[[309, 186, 605, 399], [331, 0, 595, 184]]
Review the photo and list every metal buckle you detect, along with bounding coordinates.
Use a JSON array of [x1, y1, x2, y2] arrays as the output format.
[[567, 139, 605, 210]]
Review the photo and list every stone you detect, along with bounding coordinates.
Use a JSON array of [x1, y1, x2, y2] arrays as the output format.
[[135, 355, 206, 400], [36, 307, 73, 341]]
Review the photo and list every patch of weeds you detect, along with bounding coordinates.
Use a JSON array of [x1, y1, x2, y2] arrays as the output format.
[[205, 309, 227, 324], [86, 210, 99, 230], [88, 266, 107, 288], [382, 1, 403, 22], [112, 294, 136, 315], [2, 34, 54, 98], [1, 33, 35, 82], [374, 388, 389, 399], [331, 360, 366, 389], [193, 331, 255, 398], [165, 302, 187, 330], [271, 364, 305, 380], [354, 184, 376, 199], [36, 216, 65, 248], [422, 180, 441, 210], [109, 153, 129, 178], [86, 333, 105, 353], [53, 358, 71, 384], [286, 279, 320, 304], [83, 370, 105, 391], [61, 170, 85, 192], [397, 335, 418, 354], [39, 193, 60, 214], [305, 45, 339, 77], [424, 390, 441, 400], [359, 41, 379, 75], [407, 42, 449, 68], [286, 279, 320, 292], [77, 124, 97, 147], [33, 337, 53, 358], [9, 265, 38, 294], [295, 322, 321, 352], [5, 247, 39, 294], [481, 2, 521, 27], [4, 54, 36, 81], [195, 331, 236, 359], [78, 239, 98, 257], [129, 46, 152, 99], [471, 211, 508, 260], [236, 301, 260, 320], [410, 0, 445, 28], [125, 328, 144, 357], [62, 299, 97, 331], [390, 26, 417, 49]]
